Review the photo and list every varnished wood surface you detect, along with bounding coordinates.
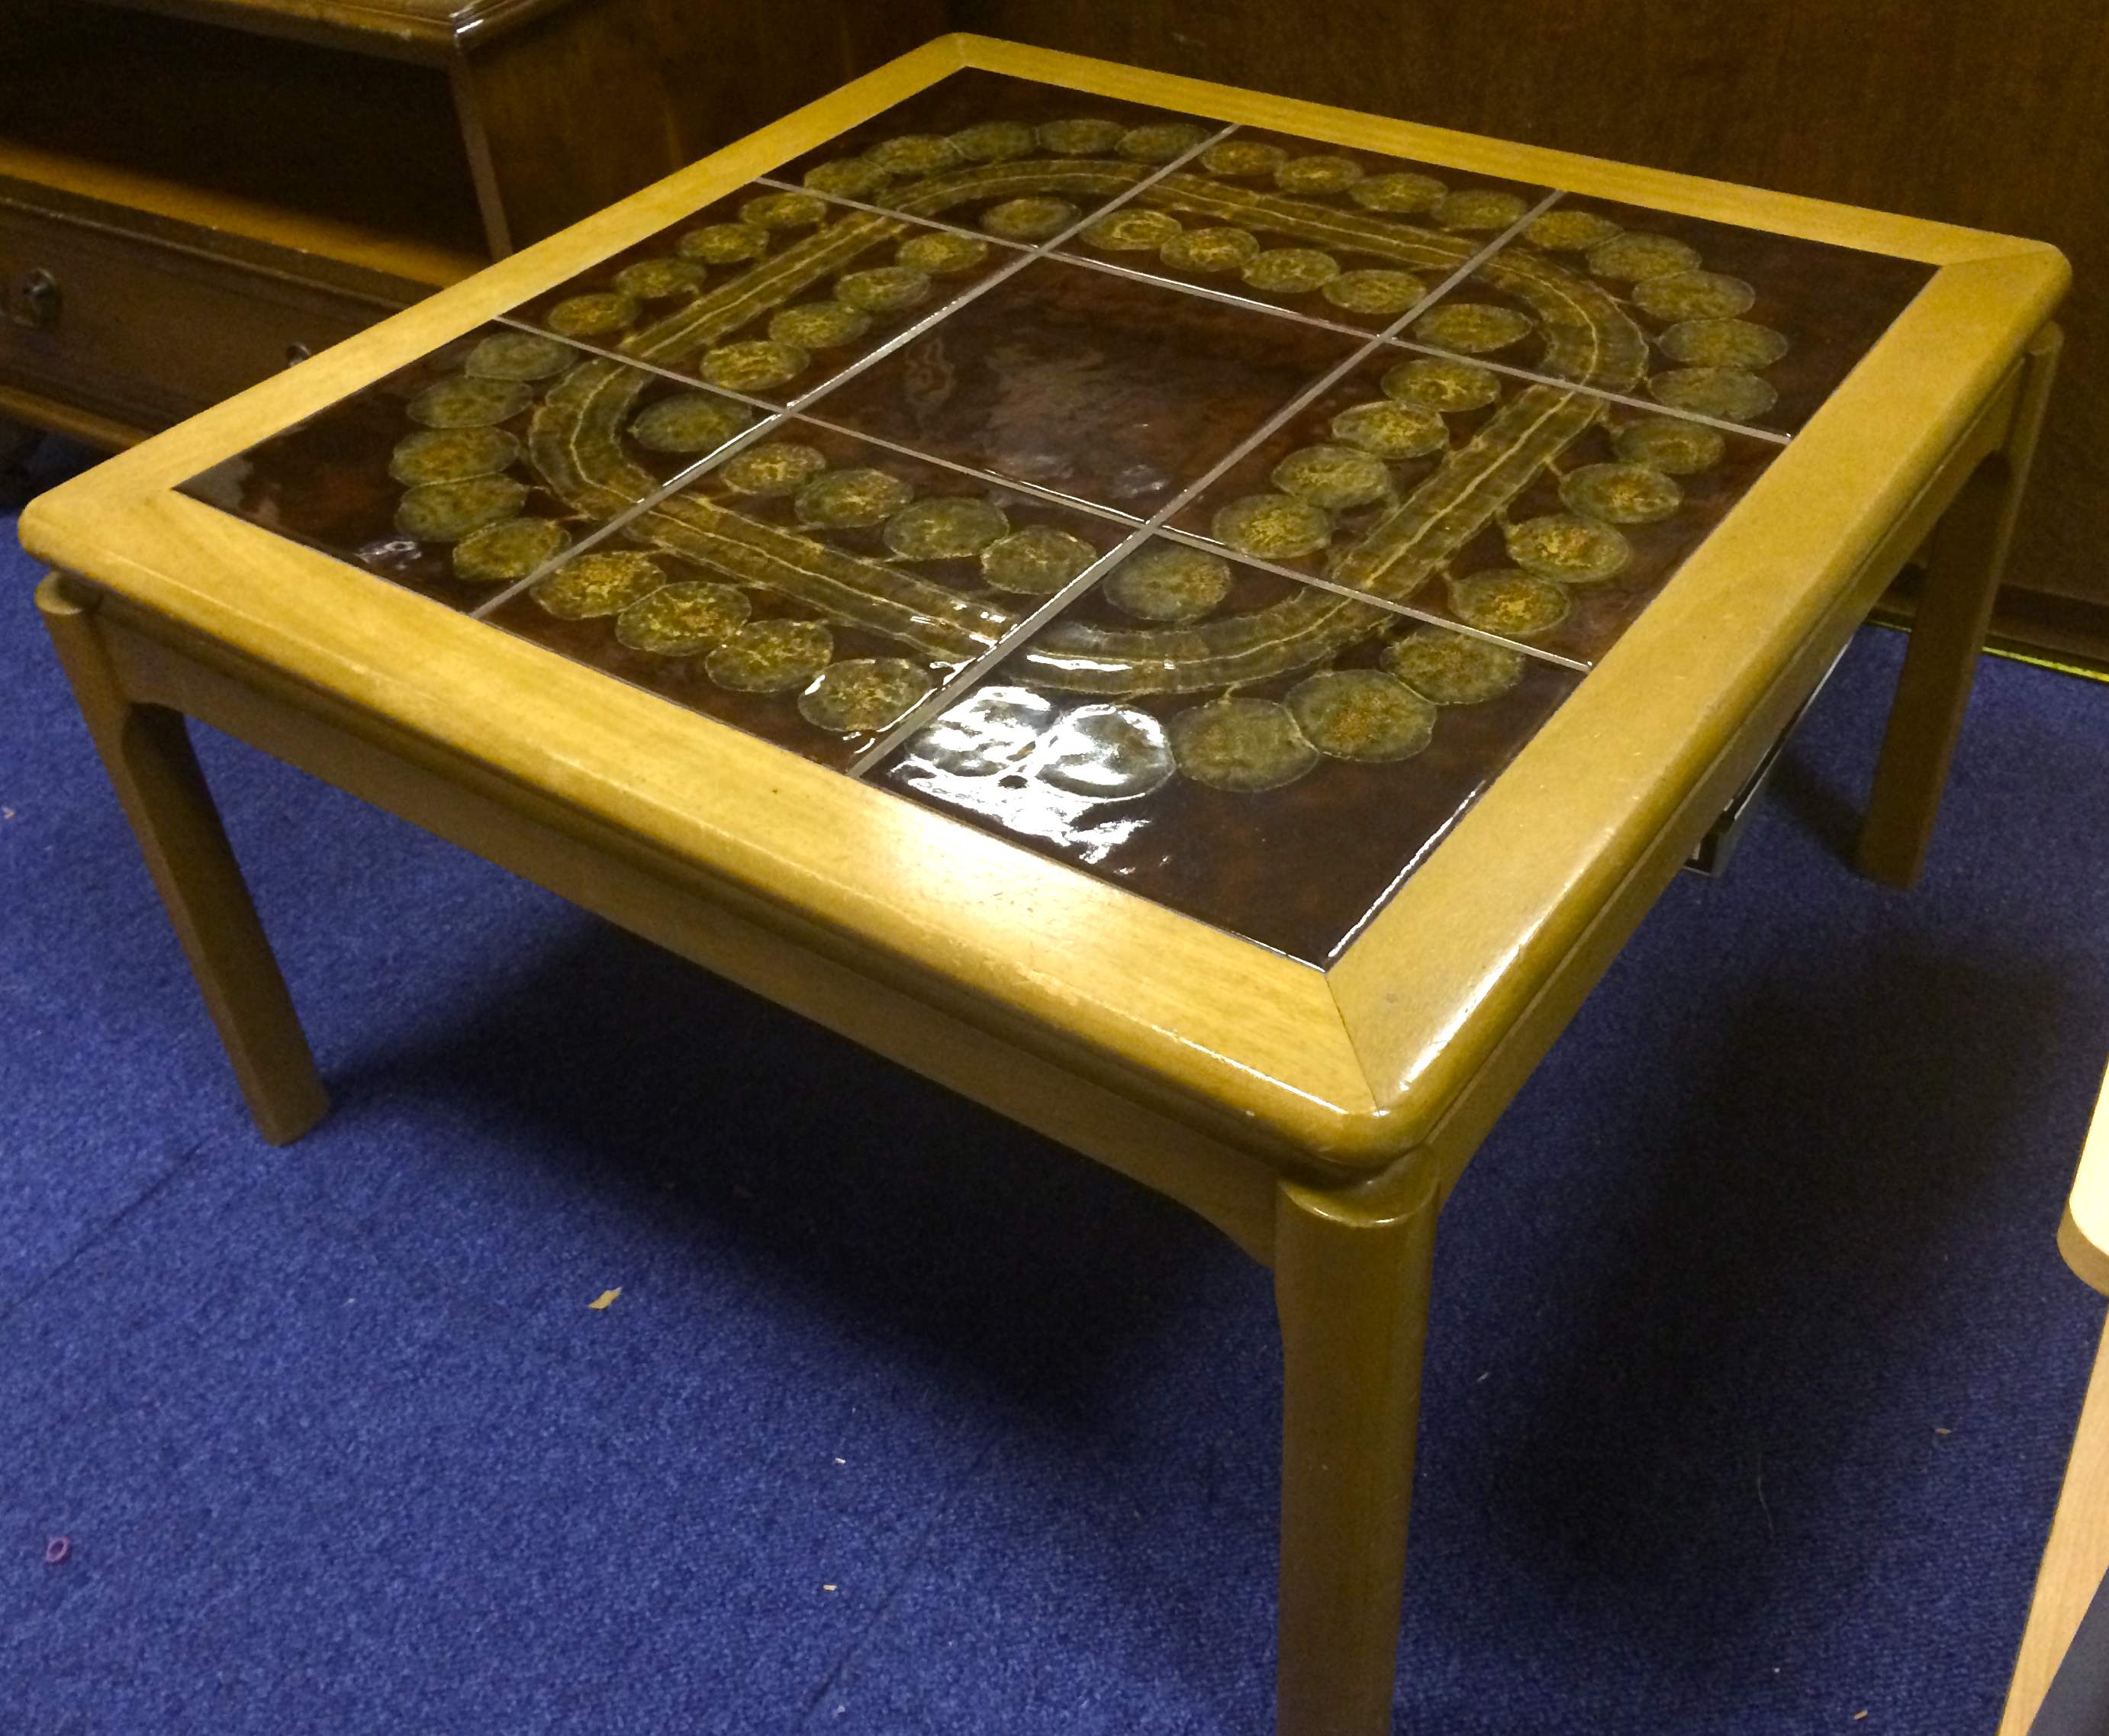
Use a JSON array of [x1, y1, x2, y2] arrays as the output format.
[[15, 34, 2066, 1169], [101, 0, 581, 57], [956, 0, 2109, 640]]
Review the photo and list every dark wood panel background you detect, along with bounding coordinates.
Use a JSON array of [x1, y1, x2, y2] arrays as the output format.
[[955, 0, 2108, 639]]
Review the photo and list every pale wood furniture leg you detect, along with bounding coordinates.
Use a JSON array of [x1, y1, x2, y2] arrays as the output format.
[[1859, 321, 2064, 887], [1999, 1313, 2109, 1736], [1273, 1158, 1441, 1736], [36, 573, 328, 1145]]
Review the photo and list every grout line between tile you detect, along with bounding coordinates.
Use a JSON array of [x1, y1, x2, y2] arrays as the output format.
[[749, 173, 1036, 259], [846, 183, 1581, 775], [1032, 248, 1380, 343]]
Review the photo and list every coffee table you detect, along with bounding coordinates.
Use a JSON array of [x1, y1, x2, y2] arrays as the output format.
[[21, 34, 2066, 1734]]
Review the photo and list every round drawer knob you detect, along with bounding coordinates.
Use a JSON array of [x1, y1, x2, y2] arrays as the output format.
[[285, 341, 314, 367], [11, 269, 60, 330]]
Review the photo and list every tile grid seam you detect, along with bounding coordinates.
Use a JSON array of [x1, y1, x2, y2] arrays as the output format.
[[842, 185, 1570, 776], [470, 122, 1242, 617]]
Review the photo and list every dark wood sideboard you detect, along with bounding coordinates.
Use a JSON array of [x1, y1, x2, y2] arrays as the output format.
[[0, 0, 942, 452]]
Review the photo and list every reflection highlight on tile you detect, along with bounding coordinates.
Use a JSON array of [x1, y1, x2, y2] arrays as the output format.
[[876, 538, 1580, 961]]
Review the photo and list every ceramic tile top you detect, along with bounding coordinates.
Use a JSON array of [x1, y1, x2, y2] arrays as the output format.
[[875, 537, 1582, 961], [178, 67, 1943, 959]]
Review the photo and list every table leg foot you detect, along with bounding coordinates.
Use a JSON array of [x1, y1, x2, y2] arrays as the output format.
[[1858, 321, 2063, 887], [37, 574, 329, 1145], [1273, 1158, 1439, 1736]]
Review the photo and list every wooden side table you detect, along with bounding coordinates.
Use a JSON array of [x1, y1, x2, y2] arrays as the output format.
[[21, 35, 2068, 1733], [0, 0, 942, 452]]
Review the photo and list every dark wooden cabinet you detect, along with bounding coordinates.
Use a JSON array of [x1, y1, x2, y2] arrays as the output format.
[[951, 0, 2109, 657], [0, 0, 943, 446]]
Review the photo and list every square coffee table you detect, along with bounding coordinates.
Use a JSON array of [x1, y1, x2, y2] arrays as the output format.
[[21, 34, 2066, 1734]]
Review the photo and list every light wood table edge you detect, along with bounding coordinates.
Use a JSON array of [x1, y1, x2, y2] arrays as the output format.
[[2000, 1061, 2109, 1736]]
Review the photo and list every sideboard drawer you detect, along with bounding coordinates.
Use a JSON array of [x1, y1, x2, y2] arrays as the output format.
[[0, 192, 423, 435]]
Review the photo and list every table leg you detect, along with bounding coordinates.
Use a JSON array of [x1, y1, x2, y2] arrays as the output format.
[[1273, 1158, 1440, 1736], [1858, 321, 2063, 887], [37, 573, 328, 1145]]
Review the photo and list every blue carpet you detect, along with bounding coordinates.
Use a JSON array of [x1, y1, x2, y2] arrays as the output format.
[[5, 435, 2107, 1734]]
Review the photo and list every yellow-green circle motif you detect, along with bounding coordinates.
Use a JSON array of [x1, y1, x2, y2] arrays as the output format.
[[980, 526, 1100, 594], [794, 467, 915, 528], [1525, 209, 1623, 252], [898, 231, 990, 275], [628, 393, 752, 455], [1659, 317, 1790, 369], [1103, 546, 1232, 622], [1242, 248, 1340, 295], [980, 197, 1077, 243], [1119, 122, 1211, 161], [615, 580, 752, 655], [803, 158, 890, 200], [544, 292, 639, 340], [452, 517, 567, 584], [1169, 699, 1319, 793], [395, 474, 530, 541], [679, 223, 768, 264], [1588, 232, 1703, 282], [1437, 189, 1526, 230], [883, 497, 1011, 560], [532, 549, 667, 619], [1414, 303, 1533, 354], [835, 266, 932, 314], [865, 135, 961, 176], [1381, 629, 1525, 704], [1200, 139, 1288, 179], [1274, 154, 1364, 195], [1037, 118, 1126, 155], [1613, 415, 1725, 475], [1349, 172, 1445, 214], [389, 427, 521, 486], [705, 620, 834, 692], [1560, 462, 1683, 525], [1649, 366, 1778, 422], [1446, 569, 1571, 638], [1330, 400, 1447, 461], [1082, 208, 1183, 252], [798, 658, 935, 735], [698, 340, 810, 394], [1633, 270, 1756, 321], [1161, 227, 1261, 273], [1211, 493, 1334, 560], [768, 302, 872, 349], [718, 442, 828, 496], [407, 375, 532, 429], [1287, 669, 1435, 762], [1506, 513, 1632, 582], [1381, 356, 1501, 413], [613, 258, 707, 301], [1271, 444, 1393, 511], [948, 121, 1035, 163], [463, 332, 572, 382], [1322, 269, 1427, 317]]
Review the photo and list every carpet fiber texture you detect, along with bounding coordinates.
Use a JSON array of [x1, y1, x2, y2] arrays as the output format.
[[5, 438, 2107, 1734]]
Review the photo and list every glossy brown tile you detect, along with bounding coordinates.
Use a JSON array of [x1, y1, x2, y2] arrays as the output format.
[[873, 537, 1581, 962], [1058, 127, 1550, 332], [1412, 197, 1935, 433], [484, 419, 1126, 768], [506, 183, 1019, 411], [774, 69, 1222, 242], [1167, 347, 1779, 665], [814, 258, 1364, 517], [180, 326, 748, 610]]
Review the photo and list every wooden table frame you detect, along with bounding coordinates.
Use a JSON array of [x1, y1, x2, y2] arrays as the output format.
[[22, 35, 2067, 1734]]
